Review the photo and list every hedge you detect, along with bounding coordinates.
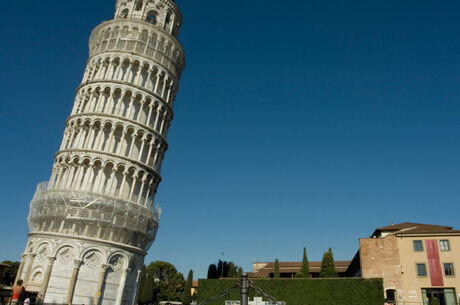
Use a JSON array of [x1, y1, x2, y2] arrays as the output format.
[[197, 278, 384, 305]]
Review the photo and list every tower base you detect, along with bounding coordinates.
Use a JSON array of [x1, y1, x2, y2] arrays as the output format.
[[18, 234, 144, 305]]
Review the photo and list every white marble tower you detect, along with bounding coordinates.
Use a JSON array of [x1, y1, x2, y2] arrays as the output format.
[[16, 1, 185, 304]]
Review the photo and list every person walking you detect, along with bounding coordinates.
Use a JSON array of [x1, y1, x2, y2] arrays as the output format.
[[11, 280, 24, 305]]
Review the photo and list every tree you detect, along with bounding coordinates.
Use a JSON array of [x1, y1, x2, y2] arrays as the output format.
[[207, 264, 218, 279], [228, 263, 238, 278], [237, 267, 243, 277], [208, 260, 240, 278], [139, 261, 184, 304], [216, 260, 230, 278], [1, 261, 20, 286], [320, 248, 337, 278], [430, 298, 441, 305], [274, 259, 280, 278], [182, 270, 193, 305], [296, 247, 309, 278], [138, 265, 153, 305]]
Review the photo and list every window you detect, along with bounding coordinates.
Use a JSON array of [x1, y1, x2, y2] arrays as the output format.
[[146, 11, 157, 24], [386, 289, 396, 303], [413, 240, 424, 252], [135, 0, 143, 11], [444, 263, 454, 276], [416, 263, 427, 277], [440, 240, 451, 251], [120, 9, 129, 19]]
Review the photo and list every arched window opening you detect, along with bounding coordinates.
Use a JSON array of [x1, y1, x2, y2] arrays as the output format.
[[386, 289, 396, 304], [146, 11, 157, 24], [120, 9, 129, 19], [164, 13, 171, 29], [135, 0, 143, 11]]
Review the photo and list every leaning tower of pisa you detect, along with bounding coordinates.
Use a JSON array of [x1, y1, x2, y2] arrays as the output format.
[[16, 1, 185, 305]]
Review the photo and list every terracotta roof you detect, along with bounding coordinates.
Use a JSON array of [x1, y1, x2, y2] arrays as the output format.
[[192, 281, 198, 288], [374, 223, 460, 235], [250, 261, 351, 278]]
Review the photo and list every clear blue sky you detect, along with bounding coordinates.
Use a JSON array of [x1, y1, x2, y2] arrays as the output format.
[[1, 0, 459, 279]]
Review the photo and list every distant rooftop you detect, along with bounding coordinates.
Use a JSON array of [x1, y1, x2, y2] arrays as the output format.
[[373, 222, 460, 236], [250, 260, 351, 278]]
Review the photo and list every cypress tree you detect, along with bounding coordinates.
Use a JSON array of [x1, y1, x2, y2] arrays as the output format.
[[274, 259, 280, 278], [207, 264, 218, 279], [138, 265, 153, 304], [296, 247, 309, 278], [237, 267, 243, 277], [228, 263, 238, 278], [183, 270, 193, 305], [320, 248, 338, 278]]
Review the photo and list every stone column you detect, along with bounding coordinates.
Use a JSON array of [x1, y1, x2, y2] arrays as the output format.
[[146, 103, 154, 125], [24, 254, 36, 287], [146, 140, 155, 165], [93, 264, 109, 305], [37, 257, 56, 304], [66, 259, 83, 305], [115, 268, 130, 305], [153, 106, 162, 131], [166, 82, 172, 104], [135, 65, 142, 85], [14, 254, 27, 285], [118, 171, 128, 198], [159, 112, 167, 135], [138, 137, 147, 162], [146, 69, 152, 89], [154, 73, 161, 93], [132, 269, 142, 305], [137, 176, 147, 205]]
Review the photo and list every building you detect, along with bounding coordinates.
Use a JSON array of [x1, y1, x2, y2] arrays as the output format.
[[250, 260, 350, 278], [16, 1, 185, 305], [346, 223, 460, 305]]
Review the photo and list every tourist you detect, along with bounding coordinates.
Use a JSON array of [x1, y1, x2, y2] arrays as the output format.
[[11, 280, 24, 305]]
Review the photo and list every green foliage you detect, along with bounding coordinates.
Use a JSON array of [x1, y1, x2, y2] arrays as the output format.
[[320, 248, 337, 278], [228, 263, 238, 278], [183, 270, 193, 305], [208, 261, 241, 279], [1, 261, 20, 286], [296, 247, 310, 278], [217, 260, 229, 278], [197, 278, 384, 305], [237, 267, 243, 277], [274, 259, 280, 278], [139, 261, 184, 304], [207, 264, 218, 279], [430, 299, 441, 305], [138, 265, 153, 305]]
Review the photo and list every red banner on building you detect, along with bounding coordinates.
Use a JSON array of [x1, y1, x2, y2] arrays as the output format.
[[425, 239, 444, 287]]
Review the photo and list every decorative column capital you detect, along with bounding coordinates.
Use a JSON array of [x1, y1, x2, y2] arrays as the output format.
[[121, 268, 131, 276], [73, 259, 83, 268], [101, 264, 110, 271], [47, 257, 57, 264], [21, 254, 28, 261]]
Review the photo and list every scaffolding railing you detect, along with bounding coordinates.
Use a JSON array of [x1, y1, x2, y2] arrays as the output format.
[[27, 182, 160, 250]]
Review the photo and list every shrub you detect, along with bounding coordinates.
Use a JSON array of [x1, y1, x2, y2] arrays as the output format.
[[197, 278, 384, 305]]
